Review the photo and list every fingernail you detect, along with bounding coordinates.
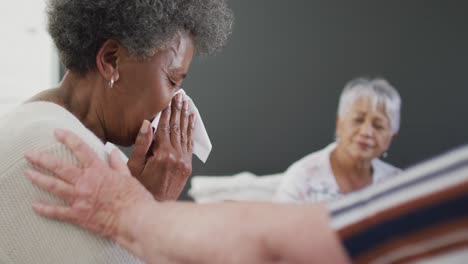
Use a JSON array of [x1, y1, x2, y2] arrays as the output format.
[[32, 202, 42, 212], [183, 101, 189, 111], [55, 129, 65, 139], [24, 169, 36, 180], [176, 96, 183, 109], [24, 151, 37, 161], [191, 115, 197, 129], [140, 120, 149, 134]]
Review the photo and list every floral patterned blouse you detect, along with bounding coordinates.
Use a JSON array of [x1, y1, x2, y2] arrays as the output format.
[[274, 142, 401, 203]]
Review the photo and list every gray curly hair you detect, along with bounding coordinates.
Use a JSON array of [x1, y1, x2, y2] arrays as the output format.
[[47, 0, 234, 73]]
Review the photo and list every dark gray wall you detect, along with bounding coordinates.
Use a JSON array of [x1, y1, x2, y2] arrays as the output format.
[[175, 1, 468, 199]]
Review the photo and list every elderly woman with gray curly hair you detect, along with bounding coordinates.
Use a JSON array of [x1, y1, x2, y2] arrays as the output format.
[[0, 0, 233, 263], [275, 77, 402, 203]]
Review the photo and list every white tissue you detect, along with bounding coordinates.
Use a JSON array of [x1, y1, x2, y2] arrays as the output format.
[[151, 89, 212, 163]]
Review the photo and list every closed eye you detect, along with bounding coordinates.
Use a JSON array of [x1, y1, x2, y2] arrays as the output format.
[[353, 117, 364, 124], [167, 77, 178, 89]]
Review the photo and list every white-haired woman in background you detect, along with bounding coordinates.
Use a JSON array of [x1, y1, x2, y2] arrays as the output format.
[[275, 77, 402, 203]]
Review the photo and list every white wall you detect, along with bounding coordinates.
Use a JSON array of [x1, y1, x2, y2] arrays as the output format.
[[0, 0, 59, 114]]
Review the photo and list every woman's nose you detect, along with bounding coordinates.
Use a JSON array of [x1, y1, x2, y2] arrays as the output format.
[[359, 122, 374, 137]]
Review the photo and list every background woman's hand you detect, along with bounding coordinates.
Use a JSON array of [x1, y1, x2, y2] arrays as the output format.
[[127, 94, 195, 201], [24, 129, 153, 239]]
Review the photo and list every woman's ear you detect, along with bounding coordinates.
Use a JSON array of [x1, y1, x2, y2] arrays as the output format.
[[96, 39, 121, 83], [388, 133, 398, 145], [383, 133, 397, 153]]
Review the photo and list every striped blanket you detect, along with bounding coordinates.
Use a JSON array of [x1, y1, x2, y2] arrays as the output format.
[[330, 145, 468, 264]]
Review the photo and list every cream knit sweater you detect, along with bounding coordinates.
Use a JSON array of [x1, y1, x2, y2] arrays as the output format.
[[0, 102, 142, 263]]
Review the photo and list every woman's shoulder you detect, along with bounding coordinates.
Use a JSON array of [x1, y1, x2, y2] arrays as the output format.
[[1, 101, 79, 128], [4, 101, 90, 133], [372, 158, 402, 181], [285, 143, 336, 178], [290, 143, 335, 167], [0, 102, 104, 157], [0, 106, 141, 264]]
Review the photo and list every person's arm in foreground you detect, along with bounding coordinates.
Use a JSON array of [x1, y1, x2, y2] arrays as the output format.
[[24, 129, 350, 264]]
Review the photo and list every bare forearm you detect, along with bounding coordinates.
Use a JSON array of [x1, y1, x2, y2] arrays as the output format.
[[116, 201, 349, 264]]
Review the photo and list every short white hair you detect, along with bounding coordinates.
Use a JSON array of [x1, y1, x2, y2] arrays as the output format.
[[337, 77, 402, 134]]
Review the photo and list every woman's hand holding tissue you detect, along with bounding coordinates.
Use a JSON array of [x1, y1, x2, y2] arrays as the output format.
[[127, 94, 196, 201]]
